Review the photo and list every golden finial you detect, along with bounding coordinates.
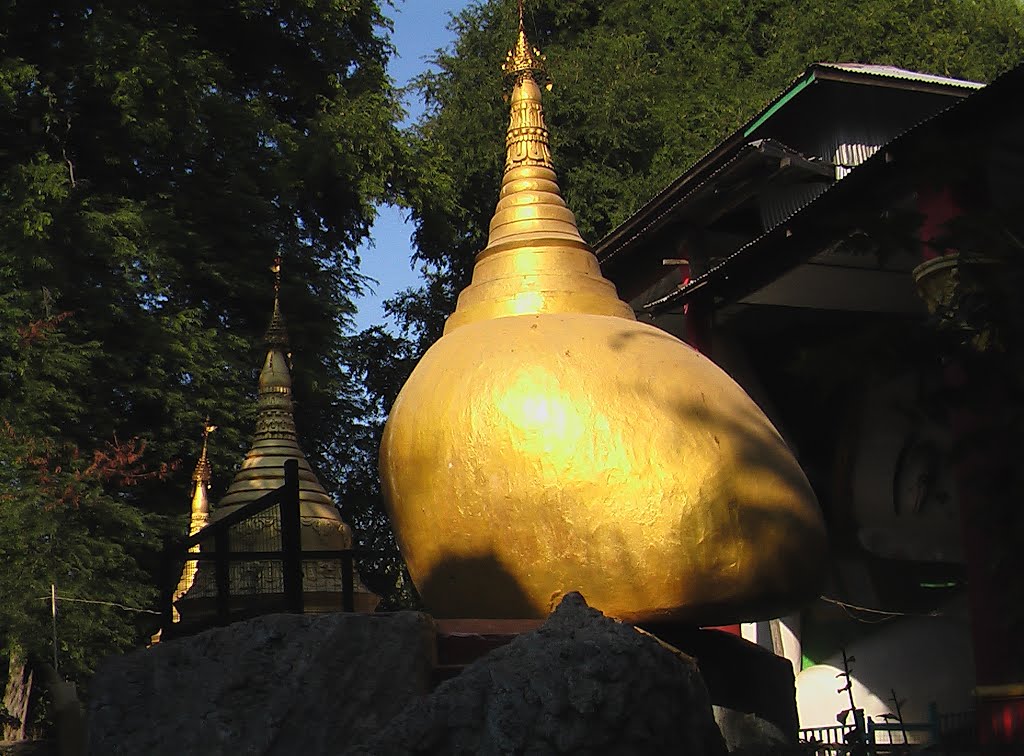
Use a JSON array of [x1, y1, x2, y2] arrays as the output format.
[[192, 417, 215, 486], [265, 255, 289, 349], [499, 1, 555, 176], [503, 1, 548, 85], [256, 258, 297, 442], [271, 255, 282, 295]]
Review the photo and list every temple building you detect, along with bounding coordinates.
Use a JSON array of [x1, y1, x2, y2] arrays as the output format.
[[595, 61, 1024, 744], [175, 279, 378, 627]]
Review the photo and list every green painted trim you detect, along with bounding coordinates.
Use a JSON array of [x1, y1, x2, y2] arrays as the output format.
[[743, 73, 816, 137]]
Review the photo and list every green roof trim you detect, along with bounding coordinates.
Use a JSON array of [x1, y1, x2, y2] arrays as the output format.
[[744, 72, 816, 138]]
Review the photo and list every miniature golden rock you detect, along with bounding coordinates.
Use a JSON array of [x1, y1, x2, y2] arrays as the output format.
[[379, 16, 826, 625]]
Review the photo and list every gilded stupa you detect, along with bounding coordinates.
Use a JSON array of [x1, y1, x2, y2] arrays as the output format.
[[177, 266, 379, 620], [169, 420, 215, 623], [379, 9, 827, 625]]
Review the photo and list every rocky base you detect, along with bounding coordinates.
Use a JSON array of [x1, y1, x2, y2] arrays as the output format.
[[0, 743, 54, 756], [87, 611, 436, 755], [348, 593, 727, 755], [88, 595, 796, 755]]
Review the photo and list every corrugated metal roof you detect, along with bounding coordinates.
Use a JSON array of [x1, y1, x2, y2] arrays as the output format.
[[759, 182, 830, 231], [643, 62, 1023, 313], [833, 142, 882, 178], [815, 63, 984, 90]]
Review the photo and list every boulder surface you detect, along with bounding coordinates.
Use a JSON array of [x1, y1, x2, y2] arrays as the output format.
[[347, 593, 728, 755], [87, 611, 435, 756]]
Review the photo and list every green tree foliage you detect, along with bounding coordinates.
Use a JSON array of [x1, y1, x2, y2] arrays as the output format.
[[0, 0, 404, 681], [396, 0, 1024, 343], [341, 324, 422, 608], [0, 423, 156, 682]]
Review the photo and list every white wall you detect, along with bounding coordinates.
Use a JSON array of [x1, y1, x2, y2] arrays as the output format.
[[796, 596, 974, 739]]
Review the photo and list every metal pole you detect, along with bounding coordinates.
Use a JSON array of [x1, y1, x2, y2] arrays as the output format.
[[280, 459, 303, 613], [853, 708, 868, 756], [51, 583, 58, 671], [927, 701, 942, 749], [159, 539, 174, 636], [214, 526, 230, 623], [341, 552, 354, 613]]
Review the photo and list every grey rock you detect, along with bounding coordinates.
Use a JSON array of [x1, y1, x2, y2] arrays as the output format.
[[713, 706, 789, 755], [0, 743, 55, 756], [86, 612, 435, 756], [347, 593, 728, 756], [638, 623, 799, 754]]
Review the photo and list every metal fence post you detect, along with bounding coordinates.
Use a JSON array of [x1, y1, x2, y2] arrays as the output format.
[[280, 459, 303, 613], [159, 539, 175, 632], [341, 551, 354, 612], [853, 708, 868, 756], [928, 701, 942, 747], [214, 526, 230, 624]]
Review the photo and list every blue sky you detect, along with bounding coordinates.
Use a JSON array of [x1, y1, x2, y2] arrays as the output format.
[[351, 1, 475, 332]]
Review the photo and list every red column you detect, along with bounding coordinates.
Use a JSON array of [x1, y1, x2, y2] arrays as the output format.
[[918, 186, 1023, 744], [917, 187, 959, 261], [946, 362, 1024, 745]]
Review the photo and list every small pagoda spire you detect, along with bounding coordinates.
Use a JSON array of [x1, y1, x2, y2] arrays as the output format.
[[253, 255, 300, 444], [264, 255, 289, 351], [214, 256, 335, 511], [170, 420, 217, 624], [188, 418, 215, 535], [501, 1, 553, 174]]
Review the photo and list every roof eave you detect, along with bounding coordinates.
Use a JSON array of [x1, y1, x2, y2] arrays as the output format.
[[596, 62, 984, 265]]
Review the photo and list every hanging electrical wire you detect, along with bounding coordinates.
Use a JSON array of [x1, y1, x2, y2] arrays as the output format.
[[819, 595, 943, 621], [36, 595, 161, 615]]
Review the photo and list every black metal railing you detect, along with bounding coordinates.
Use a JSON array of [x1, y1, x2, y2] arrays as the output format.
[[159, 460, 360, 638], [798, 704, 981, 755]]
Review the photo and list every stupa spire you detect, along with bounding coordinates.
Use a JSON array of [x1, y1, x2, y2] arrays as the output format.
[[501, 6, 553, 174], [251, 256, 300, 445], [503, 1, 549, 93], [443, 6, 634, 333], [170, 420, 216, 624], [188, 418, 215, 534], [215, 257, 334, 511], [264, 254, 289, 351]]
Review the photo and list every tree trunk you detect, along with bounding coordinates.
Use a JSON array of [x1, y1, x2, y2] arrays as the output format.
[[2, 645, 32, 742]]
